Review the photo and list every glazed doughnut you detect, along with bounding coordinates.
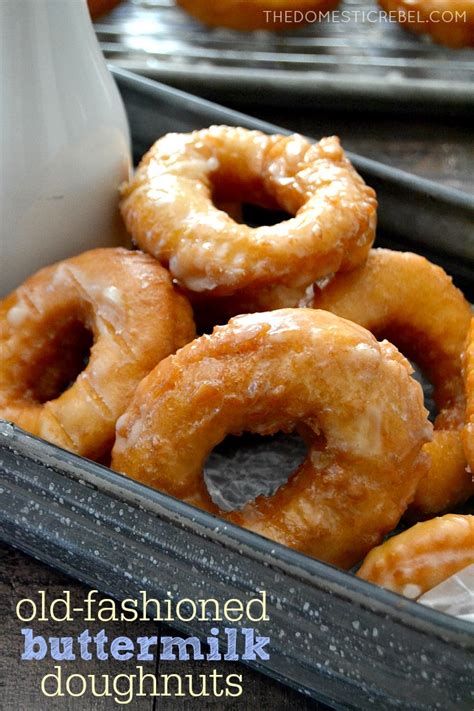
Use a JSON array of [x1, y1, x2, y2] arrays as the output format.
[[463, 318, 474, 473], [378, 0, 474, 48], [176, 0, 341, 31], [0, 248, 195, 460], [87, 0, 122, 19], [111, 309, 432, 568], [307, 249, 473, 516], [357, 514, 474, 598], [187, 282, 309, 334], [120, 127, 377, 299]]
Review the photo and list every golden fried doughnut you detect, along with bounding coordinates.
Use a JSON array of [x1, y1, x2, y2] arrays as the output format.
[[120, 127, 377, 299], [379, 0, 474, 47], [87, 0, 122, 20], [307, 249, 473, 516], [463, 318, 474, 473], [357, 514, 474, 598], [0, 248, 195, 460], [186, 282, 309, 334], [111, 309, 431, 568], [177, 0, 341, 31]]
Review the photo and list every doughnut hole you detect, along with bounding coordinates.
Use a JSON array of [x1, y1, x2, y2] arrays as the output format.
[[211, 162, 293, 229], [375, 324, 470, 517], [214, 198, 292, 229], [204, 431, 310, 512], [23, 319, 94, 404], [409, 361, 436, 423], [241, 203, 293, 228], [215, 201, 293, 229]]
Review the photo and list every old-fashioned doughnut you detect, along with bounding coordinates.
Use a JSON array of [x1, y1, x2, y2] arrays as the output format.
[[120, 127, 377, 299], [0, 248, 195, 460], [176, 0, 341, 31], [378, 0, 474, 47], [463, 318, 474, 473], [357, 514, 474, 598], [111, 309, 431, 568], [307, 249, 473, 516]]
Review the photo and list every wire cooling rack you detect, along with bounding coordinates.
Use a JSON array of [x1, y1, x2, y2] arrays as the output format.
[[95, 0, 474, 110]]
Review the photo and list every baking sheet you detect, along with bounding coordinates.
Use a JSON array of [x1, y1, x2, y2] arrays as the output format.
[[0, 422, 473, 710], [95, 0, 474, 112]]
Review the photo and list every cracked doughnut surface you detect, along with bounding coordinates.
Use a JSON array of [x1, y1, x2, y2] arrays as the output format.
[[308, 249, 473, 516], [120, 126, 377, 298], [0, 248, 195, 460], [111, 308, 431, 568]]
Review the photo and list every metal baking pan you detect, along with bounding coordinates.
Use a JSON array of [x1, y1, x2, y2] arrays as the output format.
[[0, 69, 473, 709], [95, 0, 474, 113]]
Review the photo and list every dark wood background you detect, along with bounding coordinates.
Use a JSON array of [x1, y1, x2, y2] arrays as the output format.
[[1, 99, 472, 710]]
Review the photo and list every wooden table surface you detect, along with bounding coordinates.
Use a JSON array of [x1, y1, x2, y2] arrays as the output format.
[[0, 101, 472, 711]]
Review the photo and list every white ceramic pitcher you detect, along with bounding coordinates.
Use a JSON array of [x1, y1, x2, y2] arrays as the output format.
[[0, 0, 131, 296]]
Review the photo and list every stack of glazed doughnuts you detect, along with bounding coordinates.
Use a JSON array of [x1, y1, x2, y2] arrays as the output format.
[[1, 126, 473, 601]]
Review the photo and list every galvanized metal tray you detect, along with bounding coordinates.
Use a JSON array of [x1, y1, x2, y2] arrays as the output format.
[[1, 422, 473, 710], [0, 69, 473, 710], [95, 0, 474, 112]]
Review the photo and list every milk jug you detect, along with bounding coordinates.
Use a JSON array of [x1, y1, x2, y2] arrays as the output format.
[[0, 0, 131, 295]]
